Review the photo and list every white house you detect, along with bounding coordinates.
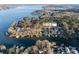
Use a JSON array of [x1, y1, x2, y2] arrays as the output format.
[[42, 22, 57, 27]]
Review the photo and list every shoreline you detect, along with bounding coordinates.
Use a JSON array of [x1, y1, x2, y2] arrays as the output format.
[[0, 39, 79, 54], [6, 8, 79, 48], [0, 4, 26, 11]]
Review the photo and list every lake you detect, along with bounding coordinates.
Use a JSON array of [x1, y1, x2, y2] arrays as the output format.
[[0, 5, 43, 48], [0, 5, 79, 48]]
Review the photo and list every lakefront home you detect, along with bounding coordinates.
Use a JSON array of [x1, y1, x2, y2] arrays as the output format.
[[41, 22, 65, 37]]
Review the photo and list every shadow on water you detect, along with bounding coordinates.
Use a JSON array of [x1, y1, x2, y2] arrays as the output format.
[[15, 38, 36, 47], [40, 37, 69, 45], [38, 37, 79, 48], [2, 37, 36, 48], [1, 36, 79, 48]]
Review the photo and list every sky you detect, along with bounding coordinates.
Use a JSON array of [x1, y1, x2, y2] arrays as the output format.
[[0, 0, 79, 4]]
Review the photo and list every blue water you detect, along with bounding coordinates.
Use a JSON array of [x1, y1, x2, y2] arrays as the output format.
[[0, 5, 43, 48]]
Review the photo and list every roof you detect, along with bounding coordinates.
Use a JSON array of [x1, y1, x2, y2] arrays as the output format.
[[42, 22, 57, 27]]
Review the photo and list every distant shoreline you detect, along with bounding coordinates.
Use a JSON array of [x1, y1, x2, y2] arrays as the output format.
[[0, 4, 46, 11], [0, 4, 26, 11]]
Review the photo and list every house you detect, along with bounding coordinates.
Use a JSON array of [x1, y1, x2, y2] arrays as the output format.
[[42, 22, 57, 27], [41, 22, 65, 37]]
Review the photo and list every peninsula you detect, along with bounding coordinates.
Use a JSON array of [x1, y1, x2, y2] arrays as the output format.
[[7, 8, 79, 40]]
